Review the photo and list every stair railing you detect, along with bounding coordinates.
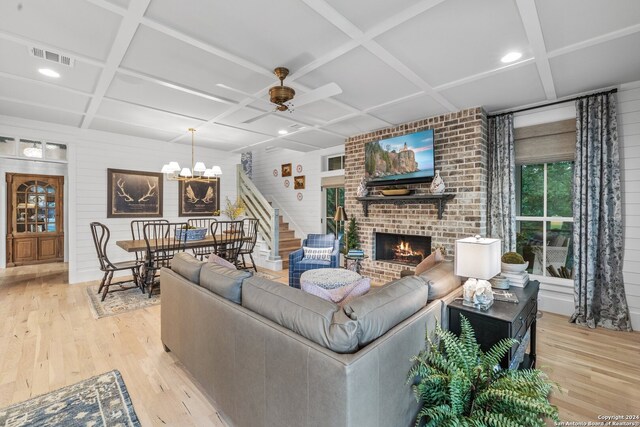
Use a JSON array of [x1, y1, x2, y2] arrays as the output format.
[[236, 165, 280, 261]]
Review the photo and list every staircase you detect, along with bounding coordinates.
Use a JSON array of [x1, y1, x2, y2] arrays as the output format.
[[278, 216, 301, 269]]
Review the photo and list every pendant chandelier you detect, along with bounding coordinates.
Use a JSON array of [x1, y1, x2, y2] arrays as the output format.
[[161, 128, 222, 182]]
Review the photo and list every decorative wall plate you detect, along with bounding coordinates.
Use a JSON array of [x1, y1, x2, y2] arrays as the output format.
[[297, 192, 303, 201], [296, 164, 303, 173], [284, 179, 290, 188], [273, 169, 278, 177]]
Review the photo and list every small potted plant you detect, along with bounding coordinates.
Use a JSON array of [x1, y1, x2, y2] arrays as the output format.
[[407, 317, 559, 426], [501, 251, 529, 273], [175, 224, 207, 241]]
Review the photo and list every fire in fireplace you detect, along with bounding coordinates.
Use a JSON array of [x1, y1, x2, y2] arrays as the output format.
[[375, 232, 431, 266]]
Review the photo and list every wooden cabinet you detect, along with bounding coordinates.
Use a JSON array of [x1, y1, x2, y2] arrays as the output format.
[[6, 173, 64, 267], [448, 281, 539, 370]]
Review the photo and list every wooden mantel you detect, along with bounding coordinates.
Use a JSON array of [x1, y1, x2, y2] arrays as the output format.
[[355, 193, 455, 219]]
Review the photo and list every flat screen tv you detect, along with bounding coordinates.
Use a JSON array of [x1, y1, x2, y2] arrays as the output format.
[[364, 129, 435, 186]]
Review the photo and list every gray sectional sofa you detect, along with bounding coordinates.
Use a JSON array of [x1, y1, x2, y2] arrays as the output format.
[[161, 253, 461, 427]]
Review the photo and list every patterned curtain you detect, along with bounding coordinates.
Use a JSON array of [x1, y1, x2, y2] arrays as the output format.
[[571, 93, 632, 331], [487, 114, 516, 253]]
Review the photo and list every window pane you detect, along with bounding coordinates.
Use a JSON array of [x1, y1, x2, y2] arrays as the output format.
[[546, 221, 573, 278], [547, 161, 573, 217], [516, 220, 543, 274], [0, 136, 16, 156], [46, 143, 67, 160], [328, 156, 342, 171], [20, 139, 43, 159], [326, 218, 337, 236], [326, 188, 336, 216], [338, 187, 345, 208], [519, 164, 544, 216]]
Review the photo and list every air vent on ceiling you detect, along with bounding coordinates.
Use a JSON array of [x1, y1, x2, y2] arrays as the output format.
[[29, 47, 74, 67]]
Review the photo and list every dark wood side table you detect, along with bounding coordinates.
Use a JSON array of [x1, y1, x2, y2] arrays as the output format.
[[447, 280, 539, 370]]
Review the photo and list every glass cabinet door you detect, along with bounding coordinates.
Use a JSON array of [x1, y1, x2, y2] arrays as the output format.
[[14, 180, 57, 233]]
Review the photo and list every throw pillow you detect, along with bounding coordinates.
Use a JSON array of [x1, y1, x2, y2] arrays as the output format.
[[208, 252, 237, 270], [302, 246, 333, 261], [414, 248, 444, 276]]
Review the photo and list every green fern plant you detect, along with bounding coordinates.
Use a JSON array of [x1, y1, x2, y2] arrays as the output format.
[[407, 316, 559, 427]]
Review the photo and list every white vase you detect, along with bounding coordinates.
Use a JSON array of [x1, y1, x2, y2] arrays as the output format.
[[356, 177, 368, 197], [430, 170, 445, 194]]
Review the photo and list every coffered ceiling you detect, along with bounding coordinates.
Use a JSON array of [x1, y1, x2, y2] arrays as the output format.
[[0, 0, 639, 152]]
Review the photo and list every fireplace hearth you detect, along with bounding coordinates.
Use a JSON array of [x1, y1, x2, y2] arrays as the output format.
[[374, 232, 431, 266]]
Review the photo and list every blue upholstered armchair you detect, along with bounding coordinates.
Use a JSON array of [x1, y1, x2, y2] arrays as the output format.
[[288, 233, 340, 288]]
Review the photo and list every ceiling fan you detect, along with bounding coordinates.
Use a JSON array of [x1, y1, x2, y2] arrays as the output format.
[[239, 67, 342, 124]]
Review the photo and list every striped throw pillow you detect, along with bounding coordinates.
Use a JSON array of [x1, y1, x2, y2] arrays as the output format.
[[303, 246, 333, 261]]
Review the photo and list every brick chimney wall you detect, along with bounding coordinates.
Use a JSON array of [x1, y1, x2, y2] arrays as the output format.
[[344, 107, 488, 285]]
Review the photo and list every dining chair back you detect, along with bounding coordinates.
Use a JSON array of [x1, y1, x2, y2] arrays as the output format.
[[187, 217, 217, 260], [142, 222, 188, 297], [131, 219, 169, 262], [90, 222, 140, 301], [238, 218, 259, 271], [211, 220, 244, 264]]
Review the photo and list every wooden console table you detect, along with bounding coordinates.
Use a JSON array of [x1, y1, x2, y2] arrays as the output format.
[[448, 280, 539, 370], [356, 193, 455, 219]]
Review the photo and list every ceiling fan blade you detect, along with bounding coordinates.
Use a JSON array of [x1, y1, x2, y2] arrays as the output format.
[[242, 111, 273, 124], [293, 82, 342, 108]]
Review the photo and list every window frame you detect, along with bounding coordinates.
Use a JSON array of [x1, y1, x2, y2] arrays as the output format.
[[515, 161, 573, 285]]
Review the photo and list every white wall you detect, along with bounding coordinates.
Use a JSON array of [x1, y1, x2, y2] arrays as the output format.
[[251, 146, 344, 239], [0, 116, 240, 284], [0, 158, 68, 268], [513, 81, 640, 329], [619, 81, 640, 329]]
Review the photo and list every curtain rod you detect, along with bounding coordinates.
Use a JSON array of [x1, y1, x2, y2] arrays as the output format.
[[488, 88, 618, 118]]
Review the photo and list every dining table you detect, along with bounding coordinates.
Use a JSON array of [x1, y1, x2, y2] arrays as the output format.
[[115, 234, 245, 253]]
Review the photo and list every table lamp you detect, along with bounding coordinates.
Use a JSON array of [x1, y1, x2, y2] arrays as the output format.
[[334, 206, 348, 252], [455, 236, 501, 309]]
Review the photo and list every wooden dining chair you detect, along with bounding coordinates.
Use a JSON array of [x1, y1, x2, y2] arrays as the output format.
[[211, 220, 244, 264], [187, 218, 217, 260], [142, 222, 188, 297], [131, 219, 169, 287], [237, 218, 259, 271], [90, 222, 141, 301]]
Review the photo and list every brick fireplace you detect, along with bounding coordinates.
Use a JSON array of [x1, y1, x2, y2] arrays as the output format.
[[344, 107, 488, 285], [374, 232, 431, 266]]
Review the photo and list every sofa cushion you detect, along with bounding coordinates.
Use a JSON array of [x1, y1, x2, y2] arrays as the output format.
[[414, 249, 444, 276], [297, 258, 332, 268], [418, 260, 461, 301], [208, 252, 237, 270], [199, 263, 252, 304], [343, 275, 429, 347], [242, 276, 358, 353], [171, 253, 206, 284]]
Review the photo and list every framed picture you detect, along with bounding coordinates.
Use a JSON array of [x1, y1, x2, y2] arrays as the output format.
[[179, 179, 220, 217], [107, 169, 163, 218], [281, 163, 292, 177], [294, 175, 305, 190]]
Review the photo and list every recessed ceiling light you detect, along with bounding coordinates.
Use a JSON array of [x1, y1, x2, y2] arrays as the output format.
[[500, 52, 522, 63], [278, 129, 288, 135], [38, 68, 60, 78]]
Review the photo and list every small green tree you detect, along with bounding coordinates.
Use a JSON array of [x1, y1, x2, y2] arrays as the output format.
[[407, 317, 559, 427], [345, 217, 360, 252]]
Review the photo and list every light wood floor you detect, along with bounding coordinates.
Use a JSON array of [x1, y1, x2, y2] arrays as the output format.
[[0, 263, 638, 425]]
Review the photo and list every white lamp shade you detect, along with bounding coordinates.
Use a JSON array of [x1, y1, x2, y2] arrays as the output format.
[[168, 162, 180, 172], [161, 164, 173, 174], [179, 167, 192, 177], [211, 166, 222, 176], [203, 168, 214, 177], [455, 237, 501, 280], [193, 162, 206, 172]]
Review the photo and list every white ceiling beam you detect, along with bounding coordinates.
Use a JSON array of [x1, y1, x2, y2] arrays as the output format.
[[81, 0, 152, 129], [0, 71, 94, 98], [85, 0, 127, 16], [547, 22, 640, 59], [366, 0, 447, 39], [0, 96, 86, 116], [515, 0, 557, 100], [102, 97, 210, 122], [433, 58, 536, 92]]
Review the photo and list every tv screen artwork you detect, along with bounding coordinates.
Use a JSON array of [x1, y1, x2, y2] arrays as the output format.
[[364, 129, 435, 186]]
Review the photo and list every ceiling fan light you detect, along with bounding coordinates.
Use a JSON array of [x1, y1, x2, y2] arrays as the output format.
[[193, 162, 206, 172], [179, 167, 192, 177], [269, 85, 295, 106]]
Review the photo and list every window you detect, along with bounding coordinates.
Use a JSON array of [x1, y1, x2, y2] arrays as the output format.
[[327, 155, 345, 171], [515, 119, 575, 280], [324, 186, 345, 238]]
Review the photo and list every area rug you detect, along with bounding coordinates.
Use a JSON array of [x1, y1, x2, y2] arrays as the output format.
[[86, 282, 160, 319], [0, 370, 141, 426]]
